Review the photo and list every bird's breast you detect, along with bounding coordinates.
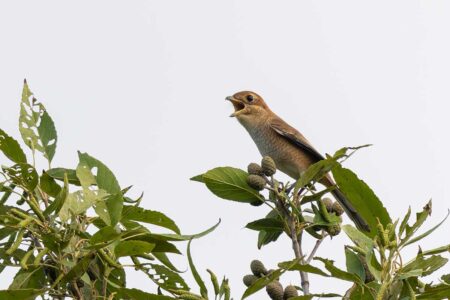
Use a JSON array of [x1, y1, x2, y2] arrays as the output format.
[[244, 123, 314, 179]]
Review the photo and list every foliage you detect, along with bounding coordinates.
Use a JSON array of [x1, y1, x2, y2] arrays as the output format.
[[1, 81, 449, 300], [0, 81, 225, 300], [194, 147, 450, 299]]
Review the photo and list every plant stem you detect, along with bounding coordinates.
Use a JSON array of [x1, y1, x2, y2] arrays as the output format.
[[306, 234, 326, 264], [289, 218, 309, 294]]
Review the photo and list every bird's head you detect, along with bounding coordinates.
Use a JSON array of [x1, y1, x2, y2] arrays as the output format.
[[226, 91, 270, 124]]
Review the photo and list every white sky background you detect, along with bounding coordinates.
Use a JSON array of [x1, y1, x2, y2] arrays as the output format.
[[1, 0, 450, 297]]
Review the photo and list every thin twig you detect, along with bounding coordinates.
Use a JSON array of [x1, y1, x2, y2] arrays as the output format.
[[295, 231, 310, 294], [306, 234, 327, 264]]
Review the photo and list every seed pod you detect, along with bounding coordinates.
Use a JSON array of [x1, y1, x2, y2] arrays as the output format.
[[377, 223, 388, 247], [243, 274, 258, 287], [261, 156, 276, 176], [326, 224, 341, 236], [246, 175, 266, 191], [247, 163, 264, 176], [266, 281, 284, 300], [332, 201, 344, 216], [250, 260, 268, 276], [321, 198, 334, 212], [283, 285, 299, 299]]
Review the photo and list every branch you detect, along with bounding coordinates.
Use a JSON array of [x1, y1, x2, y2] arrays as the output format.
[[306, 234, 327, 264]]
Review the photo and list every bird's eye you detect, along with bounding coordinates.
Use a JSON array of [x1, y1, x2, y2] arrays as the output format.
[[246, 95, 254, 102]]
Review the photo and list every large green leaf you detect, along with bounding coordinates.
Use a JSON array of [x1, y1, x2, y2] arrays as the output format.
[[400, 201, 432, 246], [44, 173, 68, 216], [115, 240, 155, 257], [417, 284, 450, 299], [0, 129, 27, 163], [117, 288, 175, 300], [294, 158, 338, 193], [0, 289, 43, 300], [39, 171, 61, 197], [201, 167, 264, 203], [146, 263, 189, 291], [9, 267, 46, 290], [78, 152, 123, 226], [60, 253, 94, 284], [278, 260, 330, 277], [400, 254, 448, 277], [122, 206, 180, 234], [403, 208, 449, 247], [342, 225, 374, 254], [19, 80, 57, 163], [46, 168, 80, 185], [246, 218, 285, 232], [345, 248, 366, 282], [332, 165, 391, 237], [187, 240, 208, 298], [314, 257, 363, 284]]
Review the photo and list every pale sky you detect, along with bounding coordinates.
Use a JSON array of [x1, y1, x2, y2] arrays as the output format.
[[1, 1, 449, 298]]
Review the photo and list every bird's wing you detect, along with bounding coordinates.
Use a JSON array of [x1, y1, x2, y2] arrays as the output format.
[[269, 117, 325, 162]]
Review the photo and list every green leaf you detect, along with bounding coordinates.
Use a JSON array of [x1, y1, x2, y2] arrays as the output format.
[[187, 240, 208, 298], [314, 257, 363, 284], [202, 167, 264, 203], [241, 268, 284, 299], [256, 209, 283, 249], [278, 260, 330, 277], [39, 171, 61, 197], [147, 263, 189, 291], [0, 129, 27, 163], [0, 289, 43, 300], [78, 152, 123, 226], [153, 252, 182, 272], [44, 173, 68, 216], [289, 294, 341, 300], [9, 267, 46, 290], [46, 168, 81, 185], [422, 244, 450, 256], [122, 206, 180, 234], [403, 209, 449, 247], [19, 81, 57, 163], [342, 225, 374, 254], [345, 248, 366, 282], [61, 253, 94, 284], [400, 254, 448, 277], [190, 174, 204, 183], [246, 218, 285, 232], [416, 283, 450, 299], [294, 158, 338, 193], [332, 165, 391, 237], [207, 269, 220, 296], [115, 240, 155, 257], [2, 163, 38, 191], [399, 206, 411, 237], [401, 200, 432, 246], [90, 226, 121, 245], [117, 288, 176, 300]]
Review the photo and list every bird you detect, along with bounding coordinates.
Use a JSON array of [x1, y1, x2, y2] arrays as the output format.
[[226, 91, 370, 232]]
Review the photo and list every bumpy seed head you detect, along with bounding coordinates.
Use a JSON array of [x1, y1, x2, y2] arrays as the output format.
[[332, 201, 344, 216], [321, 198, 334, 212], [247, 175, 266, 191], [326, 224, 341, 236], [250, 259, 268, 276], [243, 274, 259, 287], [248, 163, 264, 176], [283, 285, 299, 300], [266, 281, 284, 300], [261, 156, 276, 176]]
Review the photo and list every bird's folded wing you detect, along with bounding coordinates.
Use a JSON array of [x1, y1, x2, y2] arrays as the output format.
[[269, 118, 325, 162]]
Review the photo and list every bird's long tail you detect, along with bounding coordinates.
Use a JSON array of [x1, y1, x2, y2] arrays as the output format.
[[331, 188, 370, 232]]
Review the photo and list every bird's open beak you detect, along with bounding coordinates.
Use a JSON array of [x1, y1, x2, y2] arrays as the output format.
[[226, 96, 246, 117]]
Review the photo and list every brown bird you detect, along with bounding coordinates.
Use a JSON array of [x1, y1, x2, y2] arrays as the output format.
[[226, 91, 369, 232]]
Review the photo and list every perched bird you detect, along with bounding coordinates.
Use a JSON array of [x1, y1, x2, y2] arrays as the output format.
[[226, 91, 370, 232]]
